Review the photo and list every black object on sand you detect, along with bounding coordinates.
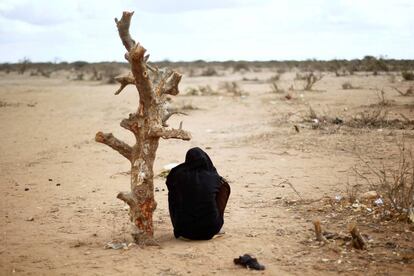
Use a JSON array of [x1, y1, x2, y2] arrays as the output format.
[[234, 254, 265, 270]]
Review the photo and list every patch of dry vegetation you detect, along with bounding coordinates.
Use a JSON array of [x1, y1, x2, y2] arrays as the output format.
[[185, 85, 218, 96], [219, 81, 247, 97], [353, 138, 414, 221]]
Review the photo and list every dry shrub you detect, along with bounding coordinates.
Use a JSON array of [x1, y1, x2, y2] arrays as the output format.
[[301, 106, 343, 130], [0, 101, 20, 108], [346, 181, 362, 204], [220, 81, 246, 96], [342, 82, 353, 90], [402, 71, 414, 81], [90, 67, 103, 81], [376, 89, 391, 106], [200, 67, 218, 77], [295, 72, 308, 81], [342, 82, 360, 90], [233, 62, 250, 72], [348, 108, 389, 128], [102, 68, 122, 84], [295, 72, 324, 91], [354, 138, 414, 221], [241, 77, 259, 82], [185, 85, 217, 96], [30, 69, 51, 78], [276, 68, 287, 74], [74, 73, 84, 81], [270, 82, 285, 94], [269, 74, 280, 82]]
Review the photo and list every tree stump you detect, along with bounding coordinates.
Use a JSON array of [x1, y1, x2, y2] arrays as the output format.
[[95, 11, 191, 245]]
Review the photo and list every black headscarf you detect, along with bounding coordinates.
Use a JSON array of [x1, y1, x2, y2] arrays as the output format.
[[166, 147, 223, 240]]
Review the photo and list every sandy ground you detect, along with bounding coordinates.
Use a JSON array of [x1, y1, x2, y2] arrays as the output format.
[[0, 69, 413, 275]]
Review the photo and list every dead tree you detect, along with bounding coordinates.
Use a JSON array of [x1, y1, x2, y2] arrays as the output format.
[[95, 11, 191, 244]]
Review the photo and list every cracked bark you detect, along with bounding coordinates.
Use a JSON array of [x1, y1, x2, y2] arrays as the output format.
[[95, 11, 191, 245]]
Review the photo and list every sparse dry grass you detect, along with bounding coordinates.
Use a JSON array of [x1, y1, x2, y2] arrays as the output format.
[[353, 137, 414, 222], [185, 85, 218, 96]]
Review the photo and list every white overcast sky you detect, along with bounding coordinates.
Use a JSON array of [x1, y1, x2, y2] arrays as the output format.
[[0, 0, 413, 62]]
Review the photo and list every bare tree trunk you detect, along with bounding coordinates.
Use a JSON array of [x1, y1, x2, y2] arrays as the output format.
[[95, 11, 191, 245]]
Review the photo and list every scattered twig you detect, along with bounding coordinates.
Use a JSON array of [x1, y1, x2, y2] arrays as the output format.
[[277, 179, 303, 200]]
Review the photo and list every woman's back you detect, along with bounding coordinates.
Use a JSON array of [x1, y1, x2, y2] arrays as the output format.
[[166, 148, 225, 240]]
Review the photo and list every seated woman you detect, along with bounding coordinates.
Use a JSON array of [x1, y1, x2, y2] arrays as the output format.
[[166, 147, 230, 240]]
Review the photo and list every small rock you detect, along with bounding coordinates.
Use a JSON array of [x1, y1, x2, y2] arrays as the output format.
[[105, 242, 128, 250], [56, 183, 61, 186], [26, 217, 34, 221], [360, 191, 378, 200], [48, 178, 53, 182], [24, 188, 29, 191]]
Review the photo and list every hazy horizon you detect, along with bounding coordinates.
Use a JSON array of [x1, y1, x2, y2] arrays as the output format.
[[1, 0, 413, 63]]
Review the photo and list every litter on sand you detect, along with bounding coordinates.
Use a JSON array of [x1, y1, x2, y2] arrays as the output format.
[[234, 254, 265, 270]]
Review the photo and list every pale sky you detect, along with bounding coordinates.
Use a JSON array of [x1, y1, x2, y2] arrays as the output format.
[[0, 0, 413, 62]]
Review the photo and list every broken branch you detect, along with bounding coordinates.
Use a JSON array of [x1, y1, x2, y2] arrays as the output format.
[[162, 111, 187, 127], [130, 44, 153, 104], [115, 11, 136, 51], [95, 132, 132, 161], [149, 127, 191, 140], [114, 72, 135, 95], [164, 72, 182, 95], [117, 191, 136, 207]]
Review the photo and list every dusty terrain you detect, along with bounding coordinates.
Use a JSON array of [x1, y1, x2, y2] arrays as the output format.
[[1, 67, 413, 275]]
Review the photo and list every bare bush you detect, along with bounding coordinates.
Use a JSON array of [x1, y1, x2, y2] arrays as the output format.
[[342, 82, 360, 90], [296, 72, 324, 91], [200, 67, 218, 77], [269, 74, 280, 82], [353, 139, 414, 221], [30, 69, 51, 78], [185, 85, 217, 96], [233, 62, 250, 72], [270, 82, 285, 94], [276, 68, 287, 74], [402, 71, 414, 81], [90, 67, 103, 81], [241, 77, 259, 82], [18, 57, 31, 74], [376, 89, 391, 106], [348, 108, 389, 128], [220, 81, 246, 96]]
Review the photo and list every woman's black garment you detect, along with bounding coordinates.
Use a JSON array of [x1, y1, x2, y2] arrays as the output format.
[[166, 147, 229, 240]]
